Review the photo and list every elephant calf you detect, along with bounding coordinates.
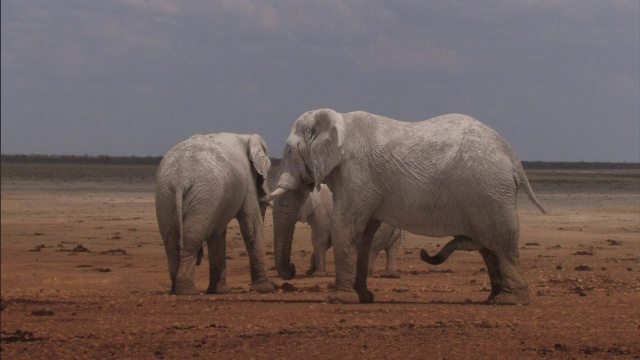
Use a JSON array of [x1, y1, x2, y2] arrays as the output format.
[[275, 184, 402, 279], [155, 133, 275, 295]]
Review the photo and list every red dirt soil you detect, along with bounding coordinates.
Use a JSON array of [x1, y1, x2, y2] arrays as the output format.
[[1, 167, 639, 359]]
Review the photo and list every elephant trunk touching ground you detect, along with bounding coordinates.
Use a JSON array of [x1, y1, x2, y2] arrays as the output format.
[[272, 188, 303, 280]]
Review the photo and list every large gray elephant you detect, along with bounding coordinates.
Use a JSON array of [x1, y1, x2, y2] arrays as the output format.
[[271, 109, 547, 305], [276, 184, 401, 278], [155, 133, 275, 295]]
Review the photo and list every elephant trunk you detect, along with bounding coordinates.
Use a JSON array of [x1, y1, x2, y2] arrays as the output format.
[[272, 189, 303, 280]]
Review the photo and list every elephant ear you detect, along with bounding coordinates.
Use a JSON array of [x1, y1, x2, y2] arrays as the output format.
[[248, 134, 271, 177], [309, 109, 344, 190]]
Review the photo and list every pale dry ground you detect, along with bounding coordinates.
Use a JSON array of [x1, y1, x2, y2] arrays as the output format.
[[1, 164, 639, 359]]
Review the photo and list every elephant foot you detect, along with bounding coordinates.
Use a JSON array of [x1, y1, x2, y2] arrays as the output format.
[[488, 290, 530, 305], [308, 270, 328, 278], [250, 281, 276, 293], [327, 290, 361, 304], [356, 288, 375, 303], [174, 284, 200, 295], [206, 284, 230, 294]]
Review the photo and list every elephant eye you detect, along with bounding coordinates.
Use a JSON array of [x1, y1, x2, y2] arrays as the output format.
[[308, 128, 316, 140]]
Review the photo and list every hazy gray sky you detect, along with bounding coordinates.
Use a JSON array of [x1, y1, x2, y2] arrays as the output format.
[[2, 1, 639, 161]]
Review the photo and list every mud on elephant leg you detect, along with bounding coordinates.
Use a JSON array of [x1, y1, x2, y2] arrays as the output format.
[[205, 230, 230, 294]]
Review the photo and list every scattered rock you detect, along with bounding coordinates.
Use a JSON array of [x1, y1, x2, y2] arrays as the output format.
[[556, 264, 564, 270], [99, 249, 127, 255], [548, 244, 562, 249], [574, 265, 593, 271], [605, 239, 622, 246], [553, 343, 569, 352], [0, 330, 44, 343], [74, 244, 89, 252], [525, 242, 541, 246], [32, 232, 44, 236], [572, 251, 593, 256], [31, 310, 54, 316], [303, 285, 323, 292], [28, 244, 46, 252], [277, 282, 298, 292], [96, 268, 111, 273]]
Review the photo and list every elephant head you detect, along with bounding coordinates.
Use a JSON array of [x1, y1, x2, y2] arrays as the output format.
[[271, 109, 344, 280]]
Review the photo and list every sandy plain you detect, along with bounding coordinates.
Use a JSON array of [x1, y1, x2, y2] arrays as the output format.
[[1, 163, 639, 359]]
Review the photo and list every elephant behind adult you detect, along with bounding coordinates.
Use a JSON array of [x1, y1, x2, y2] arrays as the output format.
[[155, 133, 275, 295], [274, 184, 401, 278], [271, 109, 546, 305]]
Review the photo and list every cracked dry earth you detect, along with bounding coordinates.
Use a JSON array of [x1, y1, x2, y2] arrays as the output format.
[[1, 165, 639, 359]]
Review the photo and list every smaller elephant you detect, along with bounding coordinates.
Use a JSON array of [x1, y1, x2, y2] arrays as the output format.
[[155, 133, 275, 295], [296, 185, 401, 277]]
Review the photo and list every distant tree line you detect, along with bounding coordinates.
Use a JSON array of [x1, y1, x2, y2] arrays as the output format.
[[520, 161, 639, 170], [1, 154, 638, 169], [1, 154, 284, 167], [0, 154, 164, 165]]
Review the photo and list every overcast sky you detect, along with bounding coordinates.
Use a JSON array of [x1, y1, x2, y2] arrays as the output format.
[[2, 1, 638, 161]]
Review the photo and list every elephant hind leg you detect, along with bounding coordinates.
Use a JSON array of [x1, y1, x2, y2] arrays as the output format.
[[482, 243, 530, 305], [478, 247, 502, 301], [491, 254, 530, 305], [161, 231, 180, 294], [206, 229, 230, 294]]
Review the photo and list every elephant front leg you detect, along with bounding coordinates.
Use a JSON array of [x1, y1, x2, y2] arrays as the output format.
[[328, 218, 379, 304], [238, 211, 275, 293], [206, 230, 230, 294], [327, 224, 359, 304]]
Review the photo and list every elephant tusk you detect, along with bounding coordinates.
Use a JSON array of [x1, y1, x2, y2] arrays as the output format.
[[259, 196, 274, 208], [270, 187, 288, 200]]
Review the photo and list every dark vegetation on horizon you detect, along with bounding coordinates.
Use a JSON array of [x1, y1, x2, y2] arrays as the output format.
[[1, 154, 638, 170]]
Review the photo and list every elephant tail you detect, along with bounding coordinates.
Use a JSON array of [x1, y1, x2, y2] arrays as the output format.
[[514, 164, 548, 214], [174, 187, 185, 254], [420, 236, 481, 265]]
